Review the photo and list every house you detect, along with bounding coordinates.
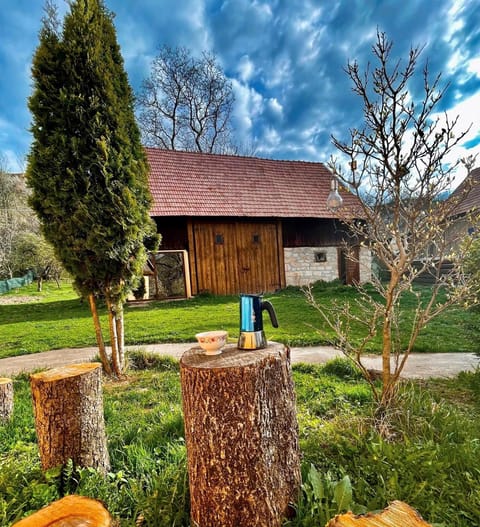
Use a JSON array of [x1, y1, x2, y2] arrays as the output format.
[[146, 148, 370, 296], [445, 167, 480, 248]]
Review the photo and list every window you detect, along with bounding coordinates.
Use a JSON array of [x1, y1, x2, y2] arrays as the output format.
[[252, 234, 260, 244], [215, 234, 224, 245], [314, 251, 327, 262]]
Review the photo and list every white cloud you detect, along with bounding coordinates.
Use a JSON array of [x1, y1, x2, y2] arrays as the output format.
[[231, 79, 264, 140], [268, 98, 283, 117], [467, 58, 480, 76], [237, 55, 255, 83], [252, 1, 273, 19], [431, 93, 480, 185], [264, 56, 293, 89], [264, 127, 280, 146]]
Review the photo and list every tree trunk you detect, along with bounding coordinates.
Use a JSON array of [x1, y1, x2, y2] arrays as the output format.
[[326, 500, 432, 526], [151, 252, 161, 298], [180, 342, 300, 527], [30, 363, 110, 475], [0, 377, 13, 422], [88, 294, 112, 376], [11, 495, 111, 526], [105, 296, 122, 376], [115, 302, 125, 370]]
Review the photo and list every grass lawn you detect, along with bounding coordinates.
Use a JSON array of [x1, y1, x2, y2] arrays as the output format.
[[1, 354, 479, 526], [0, 280, 479, 359]]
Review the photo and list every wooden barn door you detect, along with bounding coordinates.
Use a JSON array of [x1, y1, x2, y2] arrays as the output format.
[[192, 221, 283, 295], [338, 246, 360, 285], [192, 222, 238, 296], [236, 223, 282, 294]]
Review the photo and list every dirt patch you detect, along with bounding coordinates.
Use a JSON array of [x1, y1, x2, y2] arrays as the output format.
[[0, 295, 40, 305]]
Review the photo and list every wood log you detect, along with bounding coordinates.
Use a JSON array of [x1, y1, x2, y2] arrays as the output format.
[[326, 500, 433, 526], [180, 342, 301, 527], [30, 363, 110, 474], [0, 377, 13, 422], [11, 494, 111, 526]]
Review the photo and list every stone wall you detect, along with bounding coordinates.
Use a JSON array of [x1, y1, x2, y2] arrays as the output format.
[[284, 246, 371, 287], [358, 246, 372, 283]]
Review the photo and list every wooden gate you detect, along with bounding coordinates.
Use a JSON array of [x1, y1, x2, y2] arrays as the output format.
[[190, 221, 284, 295]]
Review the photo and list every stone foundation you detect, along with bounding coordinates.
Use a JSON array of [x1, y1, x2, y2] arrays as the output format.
[[284, 246, 371, 286]]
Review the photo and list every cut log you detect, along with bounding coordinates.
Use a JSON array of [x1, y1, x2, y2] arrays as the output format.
[[30, 363, 110, 474], [180, 342, 301, 527], [326, 500, 433, 526], [0, 377, 13, 422], [11, 494, 111, 526]]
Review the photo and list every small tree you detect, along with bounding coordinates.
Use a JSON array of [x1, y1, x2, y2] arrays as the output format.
[[27, 0, 158, 376], [0, 161, 38, 280], [307, 31, 478, 413], [137, 46, 235, 153], [12, 233, 63, 290]]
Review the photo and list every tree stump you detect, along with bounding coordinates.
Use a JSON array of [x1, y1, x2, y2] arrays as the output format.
[[180, 342, 301, 527], [11, 494, 111, 526], [326, 500, 433, 526], [0, 377, 13, 422], [30, 363, 110, 474]]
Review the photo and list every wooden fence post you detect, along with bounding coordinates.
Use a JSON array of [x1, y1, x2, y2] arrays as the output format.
[[30, 363, 110, 474], [180, 342, 300, 527], [0, 378, 13, 422]]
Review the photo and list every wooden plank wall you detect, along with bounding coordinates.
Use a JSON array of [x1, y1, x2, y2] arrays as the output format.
[[192, 221, 284, 295]]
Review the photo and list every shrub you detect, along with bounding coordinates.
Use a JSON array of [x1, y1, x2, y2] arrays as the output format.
[[127, 351, 180, 372], [322, 358, 363, 380]]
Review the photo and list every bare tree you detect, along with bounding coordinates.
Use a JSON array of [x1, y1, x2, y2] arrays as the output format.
[[306, 31, 478, 414], [137, 46, 235, 153]]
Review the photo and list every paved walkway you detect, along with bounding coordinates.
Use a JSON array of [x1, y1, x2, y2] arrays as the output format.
[[0, 343, 477, 379]]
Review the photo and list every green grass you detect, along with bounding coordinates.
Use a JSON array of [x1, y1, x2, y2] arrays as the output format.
[[1, 280, 479, 359], [1, 356, 479, 526]]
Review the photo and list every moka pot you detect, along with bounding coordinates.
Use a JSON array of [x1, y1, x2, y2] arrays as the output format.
[[238, 294, 279, 350]]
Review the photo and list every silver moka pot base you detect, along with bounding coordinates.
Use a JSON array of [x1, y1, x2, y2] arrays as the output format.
[[238, 330, 267, 350]]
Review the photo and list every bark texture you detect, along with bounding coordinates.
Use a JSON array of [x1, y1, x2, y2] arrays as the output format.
[[326, 500, 433, 526], [0, 377, 13, 422], [180, 342, 300, 527], [30, 363, 110, 474], [11, 494, 111, 526]]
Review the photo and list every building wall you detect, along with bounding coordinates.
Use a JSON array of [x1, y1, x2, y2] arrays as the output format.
[[359, 246, 372, 283], [284, 246, 372, 286], [444, 215, 472, 253]]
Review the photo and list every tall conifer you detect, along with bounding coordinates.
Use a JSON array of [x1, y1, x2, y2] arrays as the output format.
[[27, 0, 158, 375]]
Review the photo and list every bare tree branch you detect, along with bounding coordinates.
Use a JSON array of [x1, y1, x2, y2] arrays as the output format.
[[310, 30, 479, 414], [136, 46, 235, 153]]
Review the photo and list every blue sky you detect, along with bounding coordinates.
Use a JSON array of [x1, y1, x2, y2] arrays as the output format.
[[1, 0, 479, 184]]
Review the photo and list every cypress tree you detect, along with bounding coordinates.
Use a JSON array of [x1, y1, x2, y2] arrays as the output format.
[[27, 0, 158, 375]]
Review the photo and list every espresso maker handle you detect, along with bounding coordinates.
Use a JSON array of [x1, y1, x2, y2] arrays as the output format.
[[261, 300, 279, 328]]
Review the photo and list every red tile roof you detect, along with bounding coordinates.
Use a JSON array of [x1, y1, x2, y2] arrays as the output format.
[[146, 148, 360, 218], [449, 167, 480, 216]]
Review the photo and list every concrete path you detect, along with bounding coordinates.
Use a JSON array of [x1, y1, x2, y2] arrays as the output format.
[[0, 343, 477, 379]]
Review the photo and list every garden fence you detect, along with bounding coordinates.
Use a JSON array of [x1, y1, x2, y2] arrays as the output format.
[[0, 270, 34, 294]]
